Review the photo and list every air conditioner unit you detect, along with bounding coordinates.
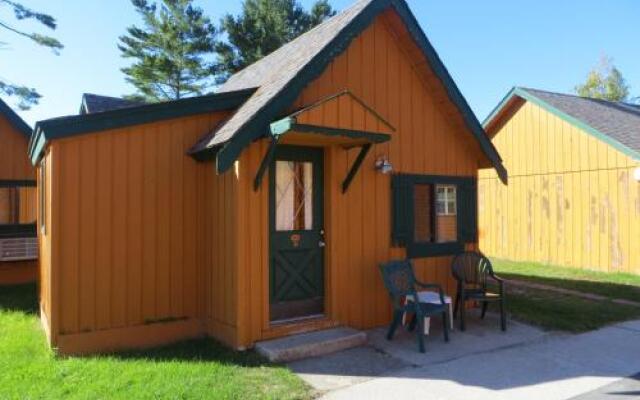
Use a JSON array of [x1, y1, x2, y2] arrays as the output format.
[[0, 237, 38, 261]]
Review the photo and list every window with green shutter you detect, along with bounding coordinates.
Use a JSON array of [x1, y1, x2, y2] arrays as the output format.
[[391, 174, 477, 258]]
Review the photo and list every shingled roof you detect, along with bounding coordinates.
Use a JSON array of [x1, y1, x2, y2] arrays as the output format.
[[80, 93, 145, 114], [485, 87, 640, 160], [190, 0, 506, 181]]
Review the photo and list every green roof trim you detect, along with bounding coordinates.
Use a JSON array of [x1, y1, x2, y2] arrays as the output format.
[[268, 116, 391, 144], [28, 88, 256, 164], [208, 0, 506, 183], [484, 87, 640, 162], [0, 98, 32, 138]]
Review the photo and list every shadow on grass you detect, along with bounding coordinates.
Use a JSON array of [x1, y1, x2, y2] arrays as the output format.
[[0, 283, 39, 314], [110, 337, 272, 367]]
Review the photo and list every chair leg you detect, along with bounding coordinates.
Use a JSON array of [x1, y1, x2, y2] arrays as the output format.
[[442, 312, 449, 342], [481, 302, 488, 319], [407, 313, 417, 332], [500, 297, 507, 332], [387, 311, 402, 340], [417, 315, 425, 353], [460, 300, 466, 331], [453, 290, 461, 319]]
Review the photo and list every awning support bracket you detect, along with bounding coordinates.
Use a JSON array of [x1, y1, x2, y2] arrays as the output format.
[[253, 135, 280, 191], [342, 143, 372, 193]]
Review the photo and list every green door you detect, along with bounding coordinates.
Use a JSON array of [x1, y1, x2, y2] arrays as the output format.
[[269, 145, 324, 322]]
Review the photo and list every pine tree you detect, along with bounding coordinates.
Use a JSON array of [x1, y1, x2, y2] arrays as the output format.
[[119, 0, 218, 101], [216, 0, 335, 81], [0, 1, 63, 109]]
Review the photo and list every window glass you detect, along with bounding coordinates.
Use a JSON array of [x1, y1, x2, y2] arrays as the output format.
[[275, 160, 313, 231], [413, 183, 458, 244], [0, 187, 37, 226], [436, 185, 456, 216]]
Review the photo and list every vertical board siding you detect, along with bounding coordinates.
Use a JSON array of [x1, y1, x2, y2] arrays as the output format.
[[479, 101, 640, 273], [0, 113, 37, 285], [235, 15, 482, 347], [50, 111, 239, 342], [0, 114, 33, 180]]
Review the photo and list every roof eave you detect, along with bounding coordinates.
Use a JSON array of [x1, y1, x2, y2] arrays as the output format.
[[485, 87, 640, 162], [0, 99, 32, 139], [28, 88, 256, 165]]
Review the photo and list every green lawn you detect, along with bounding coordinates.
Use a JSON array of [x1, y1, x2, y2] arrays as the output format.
[[0, 284, 311, 400], [490, 259, 640, 332], [492, 259, 640, 303]]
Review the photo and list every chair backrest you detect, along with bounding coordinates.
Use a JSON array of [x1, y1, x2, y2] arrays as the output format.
[[451, 252, 494, 287], [379, 260, 418, 302]]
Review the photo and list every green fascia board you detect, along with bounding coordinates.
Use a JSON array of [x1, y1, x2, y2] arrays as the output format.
[[28, 88, 256, 165], [214, 0, 506, 183], [0, 223, 37, 239], [484, 87, 640, 162], [0, 179, 36, 187], [268, 116, 391, 143], [0, 98, 32, 138]]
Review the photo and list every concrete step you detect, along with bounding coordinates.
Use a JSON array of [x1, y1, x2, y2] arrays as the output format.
[[255, 327, 367, 363]]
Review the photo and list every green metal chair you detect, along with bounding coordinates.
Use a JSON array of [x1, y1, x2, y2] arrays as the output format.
[[451, 252, 506, 332], [379, 260, 449, 353]]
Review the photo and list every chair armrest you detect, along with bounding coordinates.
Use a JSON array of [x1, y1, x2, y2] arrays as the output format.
[[488, 273, 505, 294], [488, 272, 505, 283]]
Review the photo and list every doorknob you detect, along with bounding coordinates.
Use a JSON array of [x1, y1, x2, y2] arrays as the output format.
[[318, 241, 326, 248]]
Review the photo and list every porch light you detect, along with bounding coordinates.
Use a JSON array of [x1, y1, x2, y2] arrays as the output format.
[[634, 167, 640, 182], [375, 157, 393, 174]]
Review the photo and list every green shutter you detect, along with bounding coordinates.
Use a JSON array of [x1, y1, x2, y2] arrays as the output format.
[[457, 178, 478, 243], [391, 174, 411, 246]]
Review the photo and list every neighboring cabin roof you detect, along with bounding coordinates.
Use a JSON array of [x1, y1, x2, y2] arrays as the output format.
[[80, 93, 145, 114], [0, 98, 32, 138], [190, 0, 506, 182], [28, 88, 256, 164], [484, 87, 640, 161]]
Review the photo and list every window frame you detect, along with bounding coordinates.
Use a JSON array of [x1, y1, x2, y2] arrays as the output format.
[[39, 157, 46, 234], [392, 174, 476, 258], [0, 179, 37, 239], [436, 185, 457, 216]]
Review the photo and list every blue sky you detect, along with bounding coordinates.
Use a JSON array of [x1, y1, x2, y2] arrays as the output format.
[[2, 0, 639, 126]]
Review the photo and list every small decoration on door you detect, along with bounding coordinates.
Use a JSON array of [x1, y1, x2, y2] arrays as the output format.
[[290, 234, 301, 247]]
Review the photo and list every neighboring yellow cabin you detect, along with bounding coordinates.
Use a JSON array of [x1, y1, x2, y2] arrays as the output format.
[[479, 88, 640, 274]]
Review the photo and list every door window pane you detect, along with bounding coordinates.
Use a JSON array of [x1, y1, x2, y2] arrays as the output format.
[[275, 160, 313, 231]]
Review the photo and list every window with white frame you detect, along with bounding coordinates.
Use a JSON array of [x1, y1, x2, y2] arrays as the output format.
[[436, 185, 456, 216]]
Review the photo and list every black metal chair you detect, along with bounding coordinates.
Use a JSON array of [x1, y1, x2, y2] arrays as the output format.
[[379, 260, 449, 353], [451, 252, 506, 331]]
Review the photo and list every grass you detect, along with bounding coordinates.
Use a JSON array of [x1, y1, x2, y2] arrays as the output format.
[[492, 259, 640, 303], [489, 259, 640, 332], [0, 284, 311, 400], [505, 286, 640, 332]]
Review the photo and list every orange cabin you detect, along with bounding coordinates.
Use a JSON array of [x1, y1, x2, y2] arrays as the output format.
[[0, 99, 38, 285], [31, 0, 506, 354]]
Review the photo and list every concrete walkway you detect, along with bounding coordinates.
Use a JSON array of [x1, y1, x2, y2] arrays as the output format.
[[289, 313, 640, 400]]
